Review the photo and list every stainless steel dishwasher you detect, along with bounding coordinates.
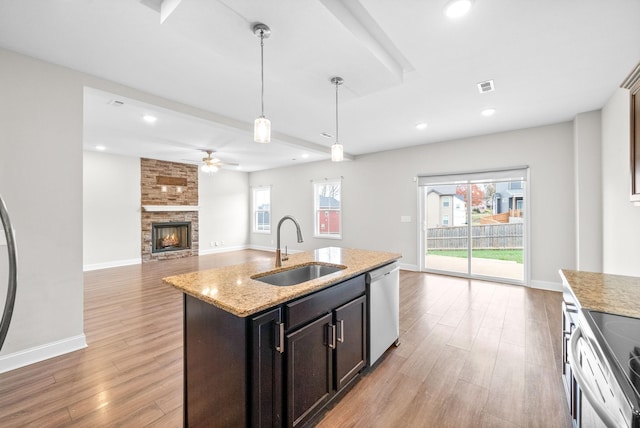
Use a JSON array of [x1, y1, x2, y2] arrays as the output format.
[[366, 261, 399, 366]]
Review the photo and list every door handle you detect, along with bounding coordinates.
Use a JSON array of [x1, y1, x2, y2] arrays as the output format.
[[275, 322, 284, 353], [328, 324, 336, 349], [337, 319, 344, 343]]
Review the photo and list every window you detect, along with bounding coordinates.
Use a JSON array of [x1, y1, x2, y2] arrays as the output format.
[[509, 181, 523, 190], [252, 186, 271, 233], [442, 197, 450, 207], [313, 179, 341, 239], [443, 215, 449, 226]]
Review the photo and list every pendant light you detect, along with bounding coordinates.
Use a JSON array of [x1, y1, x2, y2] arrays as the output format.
[[330, 76, 344, 162], [253, 23, 271, 143]]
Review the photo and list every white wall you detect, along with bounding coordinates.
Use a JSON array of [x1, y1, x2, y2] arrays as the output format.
[[573, 111, 603, 272], [198, 169, 249, 253], [82, 151, 250, 267], [0, 49, 86, 369], [602, 88, 640, 275], [83, 151, 141, 269], [249, 121, 575, 287]]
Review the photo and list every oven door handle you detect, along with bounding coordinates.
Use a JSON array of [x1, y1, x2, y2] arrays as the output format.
[[568, 326, 622, 428]]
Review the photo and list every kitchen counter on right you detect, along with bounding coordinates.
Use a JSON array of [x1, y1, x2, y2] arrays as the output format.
[[559, 269, 640, 318]]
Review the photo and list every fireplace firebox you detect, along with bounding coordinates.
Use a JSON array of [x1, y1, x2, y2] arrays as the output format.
[[152, 222, 191, 253]]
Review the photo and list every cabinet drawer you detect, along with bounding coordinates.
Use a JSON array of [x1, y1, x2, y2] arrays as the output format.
[[286, 275, 365, 331]]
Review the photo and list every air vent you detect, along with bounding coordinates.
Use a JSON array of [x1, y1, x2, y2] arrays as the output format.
[[108, 99, 125, 106], [477, 80, 495, 93]]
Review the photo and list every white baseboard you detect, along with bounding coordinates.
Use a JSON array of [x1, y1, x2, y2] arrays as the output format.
[[248, 244, 275, 252], [530, 279, 563, 292], [399, 263, 418, 271], [0, 334, 87, 374], [199, 244, 248, 255], [83, 258, 141, 272], [247, 244, 307, 254]]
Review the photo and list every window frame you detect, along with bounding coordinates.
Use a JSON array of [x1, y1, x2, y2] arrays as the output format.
[[252, 186, 271, 234], [313, 179, 342, 239]]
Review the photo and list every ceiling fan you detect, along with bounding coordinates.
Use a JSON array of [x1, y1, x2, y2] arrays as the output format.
[[200, 150, 237, 173]]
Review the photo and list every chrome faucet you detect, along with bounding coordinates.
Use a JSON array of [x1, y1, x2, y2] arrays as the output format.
[[275, 215, 304, 267]]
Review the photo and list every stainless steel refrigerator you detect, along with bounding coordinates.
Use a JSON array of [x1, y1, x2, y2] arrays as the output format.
[[0, 195, 17, 351]]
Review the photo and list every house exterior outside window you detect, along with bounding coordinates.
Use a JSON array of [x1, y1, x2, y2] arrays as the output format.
[[252, 186, 271, 233], [313, 179, 341, 239]]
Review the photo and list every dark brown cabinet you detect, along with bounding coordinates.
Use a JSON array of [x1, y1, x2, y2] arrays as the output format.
[[287, 313, 333, 427], [286, 294, 367, 427], [183, 274, 367, 427], [334, 295, 367, 390], [251, 307, 284, 428]]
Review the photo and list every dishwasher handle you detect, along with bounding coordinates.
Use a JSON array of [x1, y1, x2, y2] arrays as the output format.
[[366, 262, 398, 283]]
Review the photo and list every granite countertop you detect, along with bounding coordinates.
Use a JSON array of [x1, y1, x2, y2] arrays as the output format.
[[163, 247, 402, 317], [559, 269, 640, 318]]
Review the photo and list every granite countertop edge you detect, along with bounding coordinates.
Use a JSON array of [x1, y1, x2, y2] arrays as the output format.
[[559, 269, 640, 319], [164, 247, 402, 317]]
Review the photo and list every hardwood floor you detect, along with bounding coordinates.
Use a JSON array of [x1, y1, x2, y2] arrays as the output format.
[[0, 250, 570, 427]]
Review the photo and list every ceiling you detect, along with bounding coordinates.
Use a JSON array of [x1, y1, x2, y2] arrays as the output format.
[[1, 0, 639, 171]]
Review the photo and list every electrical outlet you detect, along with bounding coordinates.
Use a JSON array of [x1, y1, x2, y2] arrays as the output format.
[[215, 241, 219, 246], [210, 241, 214, 247], [221, 240, 225, 245]]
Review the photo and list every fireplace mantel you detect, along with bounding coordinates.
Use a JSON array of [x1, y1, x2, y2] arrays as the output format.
[[142, 205, 199, 212]]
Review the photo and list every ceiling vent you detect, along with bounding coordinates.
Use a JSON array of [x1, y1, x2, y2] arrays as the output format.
[[108, 99, 125, 107], [477, 80, 495, 93]]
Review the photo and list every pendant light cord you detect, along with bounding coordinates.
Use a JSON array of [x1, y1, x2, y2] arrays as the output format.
[[335, 80, 339, 144], [260, 31, 265, 117]]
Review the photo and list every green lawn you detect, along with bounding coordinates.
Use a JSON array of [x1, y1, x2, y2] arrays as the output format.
[[428, 249, 523, 264]]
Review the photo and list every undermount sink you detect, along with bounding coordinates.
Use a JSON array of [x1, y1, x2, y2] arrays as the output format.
[[252, 263, 345, 286]]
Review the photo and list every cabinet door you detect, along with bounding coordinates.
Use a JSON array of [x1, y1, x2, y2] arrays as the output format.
[[287, 313, 333, 427], [251, 307, 284, 428], [334, 295, 367, 391]]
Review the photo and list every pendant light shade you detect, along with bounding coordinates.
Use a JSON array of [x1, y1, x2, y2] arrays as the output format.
[[253, 23, 271, 143], [254, 116, 271, 143], [331, 142, 344, 162], [331, 76, 344, 162]]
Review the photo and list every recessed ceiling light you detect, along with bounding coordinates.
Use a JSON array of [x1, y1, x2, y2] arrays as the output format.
[[96, 145, 106, 151], [301, 153, 309, 159], [416, 122, 428, 130], [236, 165, 242, 170], [444, 0, 473, 18], [481, 108, 496, 117], [142, 114, 157, 123]]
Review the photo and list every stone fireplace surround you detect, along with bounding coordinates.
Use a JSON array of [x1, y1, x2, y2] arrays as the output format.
[[141, 158, 199, 262]]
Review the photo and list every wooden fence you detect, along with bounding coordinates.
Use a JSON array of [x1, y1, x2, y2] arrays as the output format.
[[427, 223, 523, 250]]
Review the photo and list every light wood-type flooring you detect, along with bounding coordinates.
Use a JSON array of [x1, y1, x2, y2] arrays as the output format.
[[0, 250, 571, 427]]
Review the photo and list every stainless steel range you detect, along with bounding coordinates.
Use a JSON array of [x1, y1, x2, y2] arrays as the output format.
[[569, 309, 640, 427]]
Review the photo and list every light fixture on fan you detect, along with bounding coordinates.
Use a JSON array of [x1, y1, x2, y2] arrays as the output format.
[[201, 150, 220, 173], [253, 23, 271, 143], [330, 76, 344, 162]]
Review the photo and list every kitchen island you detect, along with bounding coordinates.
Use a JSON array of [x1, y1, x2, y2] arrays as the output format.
[[163, 247, 401, 427]]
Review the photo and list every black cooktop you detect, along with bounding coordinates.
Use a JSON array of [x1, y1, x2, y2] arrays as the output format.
[[587, 311, 640, 408]]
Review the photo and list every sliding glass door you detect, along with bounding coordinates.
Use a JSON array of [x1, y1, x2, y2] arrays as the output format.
[[419, 168, 528, 284]]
